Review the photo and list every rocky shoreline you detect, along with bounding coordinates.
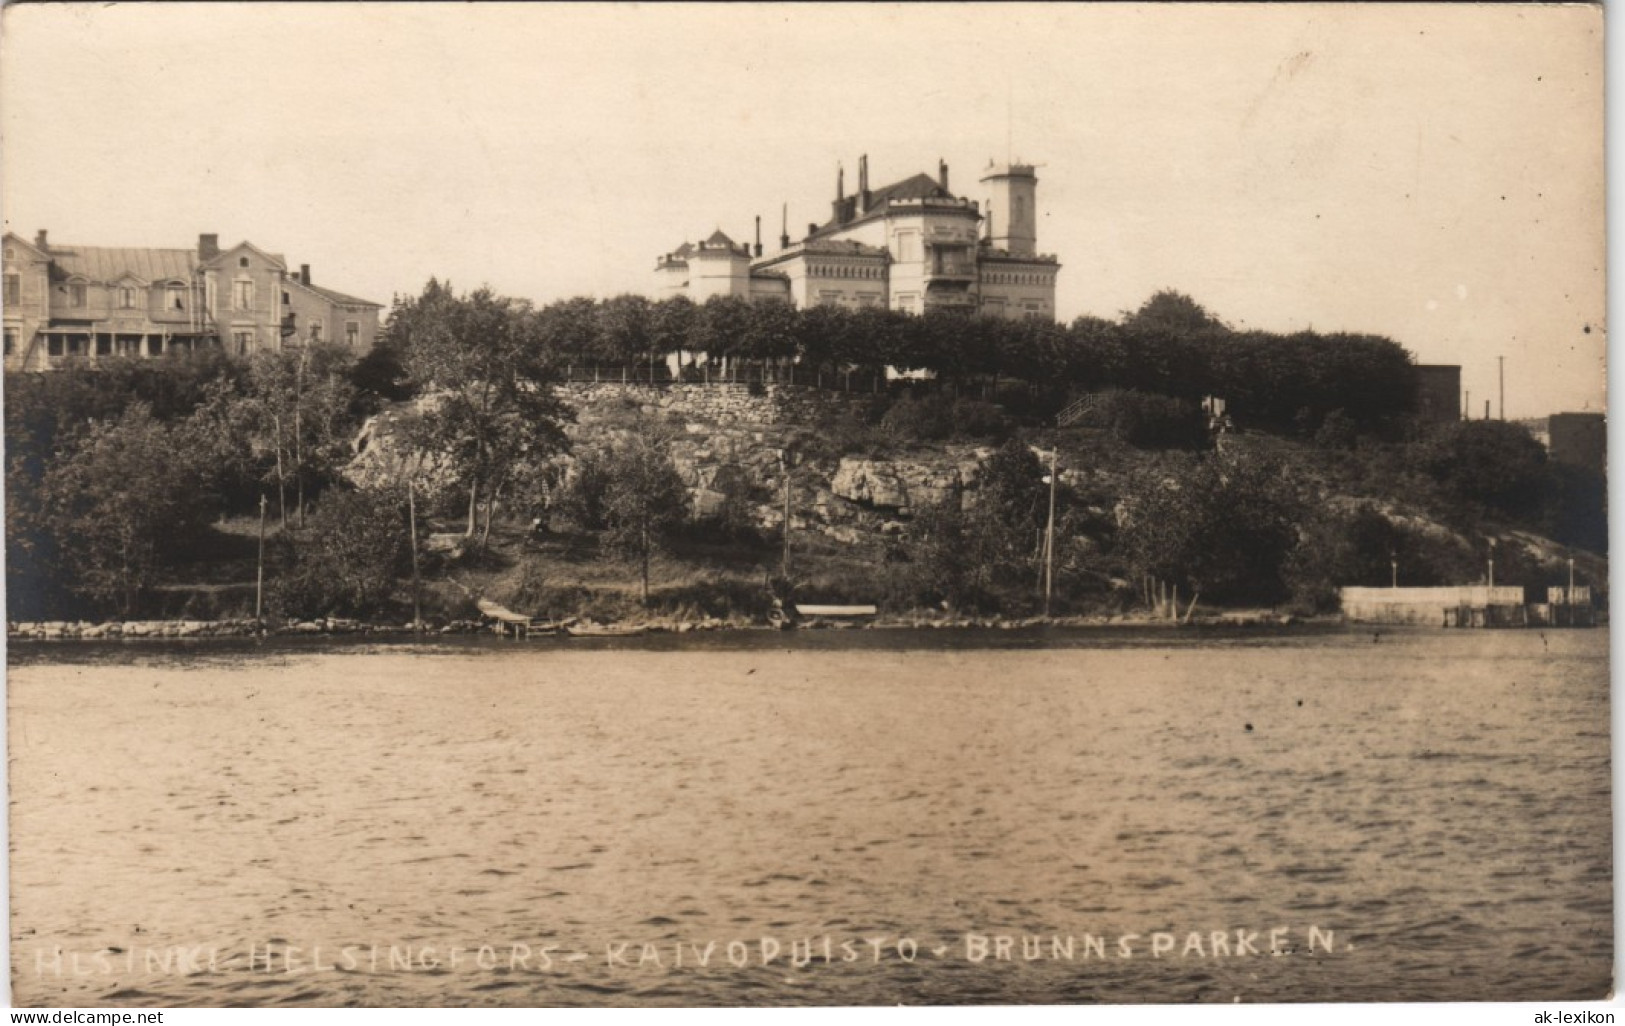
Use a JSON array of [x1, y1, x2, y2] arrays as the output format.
[[7, 610, 1302, 643]]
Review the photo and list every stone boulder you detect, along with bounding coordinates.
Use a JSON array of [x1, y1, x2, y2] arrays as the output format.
[[829, 459, 910, 509]]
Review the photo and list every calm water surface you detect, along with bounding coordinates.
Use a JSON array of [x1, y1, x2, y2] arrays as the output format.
[[8, 628, 1611, 1005]]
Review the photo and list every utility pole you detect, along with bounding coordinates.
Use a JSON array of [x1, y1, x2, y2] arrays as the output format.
[[1498, 355, 1505, 421], [255, 494, 267, 622], [780, 449, 792, 579], [408, 480, 423, 636], [1043, 448, 1058, 618]]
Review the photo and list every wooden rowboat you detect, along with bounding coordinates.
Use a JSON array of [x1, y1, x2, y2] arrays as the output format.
[[793, 604, 878, 618], [564, 623, 647, 638]]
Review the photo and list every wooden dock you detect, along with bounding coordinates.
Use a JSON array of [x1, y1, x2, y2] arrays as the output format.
[[475, 599, 552, 639]]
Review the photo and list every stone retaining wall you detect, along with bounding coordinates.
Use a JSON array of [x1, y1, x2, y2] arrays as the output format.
[[558, 381, 868, 427]]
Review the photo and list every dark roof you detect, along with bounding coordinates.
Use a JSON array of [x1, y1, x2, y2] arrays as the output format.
[[801, 239, 888, 257], [866, 172, 951, 206], [809, 172, 957, 240], [704, 228, 736, 247]]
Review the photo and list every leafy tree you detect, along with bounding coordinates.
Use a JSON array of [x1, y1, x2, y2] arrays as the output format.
[[392, 282, 574, 547], [649, 296, 697, 371], [350, 339, 414, 411], [37, 405, 213, 615], [1413, 420, 1549, 522], [703, 462, 764, 542], [533, 296, 600, 367], [241, 343, 359, 528], [909, 440, 1053, 611], [742, 299, 800, 367], [1122, 290, 1229, 338], [1114, 452, 1305, 605], [552, 452, 612, 531], [271, 486, 413, 618], [1079, 389, 1209, 449], [795, 304, 855, 375], [599, 433, 689, 603], [688, 295, 755, 371], [846, 307, 908, 373], [1062, 316, 1127, 390], [595, 293, 654, 367], [1283, 505, 1405, 611]]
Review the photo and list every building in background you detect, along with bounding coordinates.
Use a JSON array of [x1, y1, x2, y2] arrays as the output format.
[[283, 263, 383, 351], [1413, 364, 1462, 422], [1546, 412, 1606, 475], [2, 230, 380, 371], [654, 155, 1061, 319]]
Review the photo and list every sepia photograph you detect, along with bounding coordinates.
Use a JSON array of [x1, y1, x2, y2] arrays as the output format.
[[0, 1, 1611, 1014]]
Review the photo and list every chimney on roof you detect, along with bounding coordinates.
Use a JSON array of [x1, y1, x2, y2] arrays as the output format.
[[808, 222, 818, 238], [780, 203, 790, 251], [34, 229, 47, 250], [753, 217, 762, 258], [858, 154, 870, 214], [300, 264, 311, 286], [836, 162, 844, 201], [198, 234, 220, 260], [939, 159, 949, 193]]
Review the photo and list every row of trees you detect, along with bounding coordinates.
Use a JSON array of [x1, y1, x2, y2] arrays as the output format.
[[374, 284, 1420, 435]]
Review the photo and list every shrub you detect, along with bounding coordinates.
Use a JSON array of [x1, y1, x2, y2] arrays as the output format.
[[696, 463, 764, 543], [880, 394, 956, 443], [270, 486, 412, 618], [950, 398, 1013, 441], [1076, 389, 1209, 449], [552, 454, 611, 530], [1115, 453, 1304, 605], [879, 393, 1012, 444], [1412, 420, 1549, 522]]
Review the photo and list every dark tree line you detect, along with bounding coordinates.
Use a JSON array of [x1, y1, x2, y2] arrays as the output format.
[[367, 285, 1420, 436]]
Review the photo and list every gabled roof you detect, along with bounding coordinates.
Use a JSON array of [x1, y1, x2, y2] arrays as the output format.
[[1, 232, 50, 260], [287, 276, 382, 309], [703, 229, 736, 247], [200, 240, 287, 270], [866, 172, 951, 206], [809, 172, 961, 240], [46, 245, 198, 284]]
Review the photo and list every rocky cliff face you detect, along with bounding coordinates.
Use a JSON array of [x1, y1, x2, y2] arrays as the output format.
[[343, 385, 1001, 547], [826, 455, 985, 513]]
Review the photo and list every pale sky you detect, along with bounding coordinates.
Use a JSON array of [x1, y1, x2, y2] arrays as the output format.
[[0, 3, 1606, 418]]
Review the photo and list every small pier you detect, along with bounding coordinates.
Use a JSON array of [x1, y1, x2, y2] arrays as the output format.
[[1339, 585, 1596, 628]]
